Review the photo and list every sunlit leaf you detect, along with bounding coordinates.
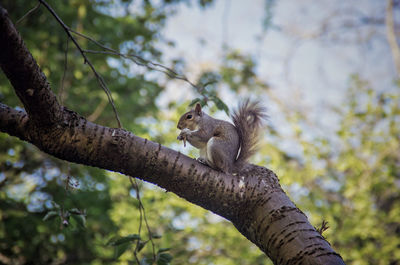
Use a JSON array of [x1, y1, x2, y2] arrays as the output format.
[[107, 234, 141, 246], [157, 247, 171, 253], [137, 240, 148, 253], [113, 242, 131, 259], [157, 252, 173, 265]]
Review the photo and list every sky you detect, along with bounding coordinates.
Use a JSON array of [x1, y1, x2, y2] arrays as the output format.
[[158, 0, 396, 133]]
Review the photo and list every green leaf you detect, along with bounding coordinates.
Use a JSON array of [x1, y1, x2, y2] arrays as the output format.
[[113, 242, 131, 259], [43, 211, 58, 221], [157, 247, 171, 253], [71, 214, 86, 228], [68, 208, 82, 215], [107, 234, 141, 246], [106, 236, 119, 246], [50, 201, 60, 210], [137, 240, 148, 253], [189, 98, 201, 107], [157, 253, 173, 265], [202, 79, 218, 88], [213, 97, 229, 114]]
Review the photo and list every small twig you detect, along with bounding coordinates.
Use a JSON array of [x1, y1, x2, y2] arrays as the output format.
[[87, 99, 108, 122], [38, 0, 122, 128], [16, 2, 41, 25], [69, 28, 201, 91], [129, 177, 156, 263]]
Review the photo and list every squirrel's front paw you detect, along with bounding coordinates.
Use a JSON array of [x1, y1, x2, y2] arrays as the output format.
[[178, 128, 191, 146], [177, 128, 190, 140]]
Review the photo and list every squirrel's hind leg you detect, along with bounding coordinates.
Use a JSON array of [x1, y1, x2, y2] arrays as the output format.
[[206, 138, 233, 173]]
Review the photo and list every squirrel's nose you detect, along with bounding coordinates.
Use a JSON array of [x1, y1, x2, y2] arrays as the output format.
[[177, 124, 182, 130]]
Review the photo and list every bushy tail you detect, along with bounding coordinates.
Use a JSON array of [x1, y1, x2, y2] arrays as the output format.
[[232, 99, 267, 169]]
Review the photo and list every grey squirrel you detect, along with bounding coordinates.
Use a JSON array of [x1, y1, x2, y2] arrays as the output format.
[[177, 100, 267, 173]]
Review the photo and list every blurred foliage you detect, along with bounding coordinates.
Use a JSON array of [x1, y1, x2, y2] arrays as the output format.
[[0, 1, 399, 265], [262, 75, 400, 265]]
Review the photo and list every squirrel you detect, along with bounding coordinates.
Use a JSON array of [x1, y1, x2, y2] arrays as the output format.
[[177, 100, 266, 173]]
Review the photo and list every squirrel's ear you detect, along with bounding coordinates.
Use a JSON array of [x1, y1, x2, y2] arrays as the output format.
[[195, 103, 202, 116]]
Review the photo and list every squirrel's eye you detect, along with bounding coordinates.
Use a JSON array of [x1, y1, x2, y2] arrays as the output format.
[[186, 114, 192, 119]]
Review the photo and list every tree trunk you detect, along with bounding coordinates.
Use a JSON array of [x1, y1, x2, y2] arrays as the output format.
[[0, 5, 345, 265]]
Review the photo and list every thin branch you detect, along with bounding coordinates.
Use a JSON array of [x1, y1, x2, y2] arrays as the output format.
[[129, 177, 156, 264], [87, 99, 108, 122], [69, 29, 201, 91], [386, 0, 400, 76], [16, 2, 41, 25], [38, 0, 122, 128]]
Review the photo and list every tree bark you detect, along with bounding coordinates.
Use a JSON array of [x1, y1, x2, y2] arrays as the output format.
[[0, 6, 345, 265]]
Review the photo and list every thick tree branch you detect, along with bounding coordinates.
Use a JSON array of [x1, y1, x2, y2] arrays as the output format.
[[0, 6, 62, 126], [0, 103, 30, 141], [0, 5, 345, 264]]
